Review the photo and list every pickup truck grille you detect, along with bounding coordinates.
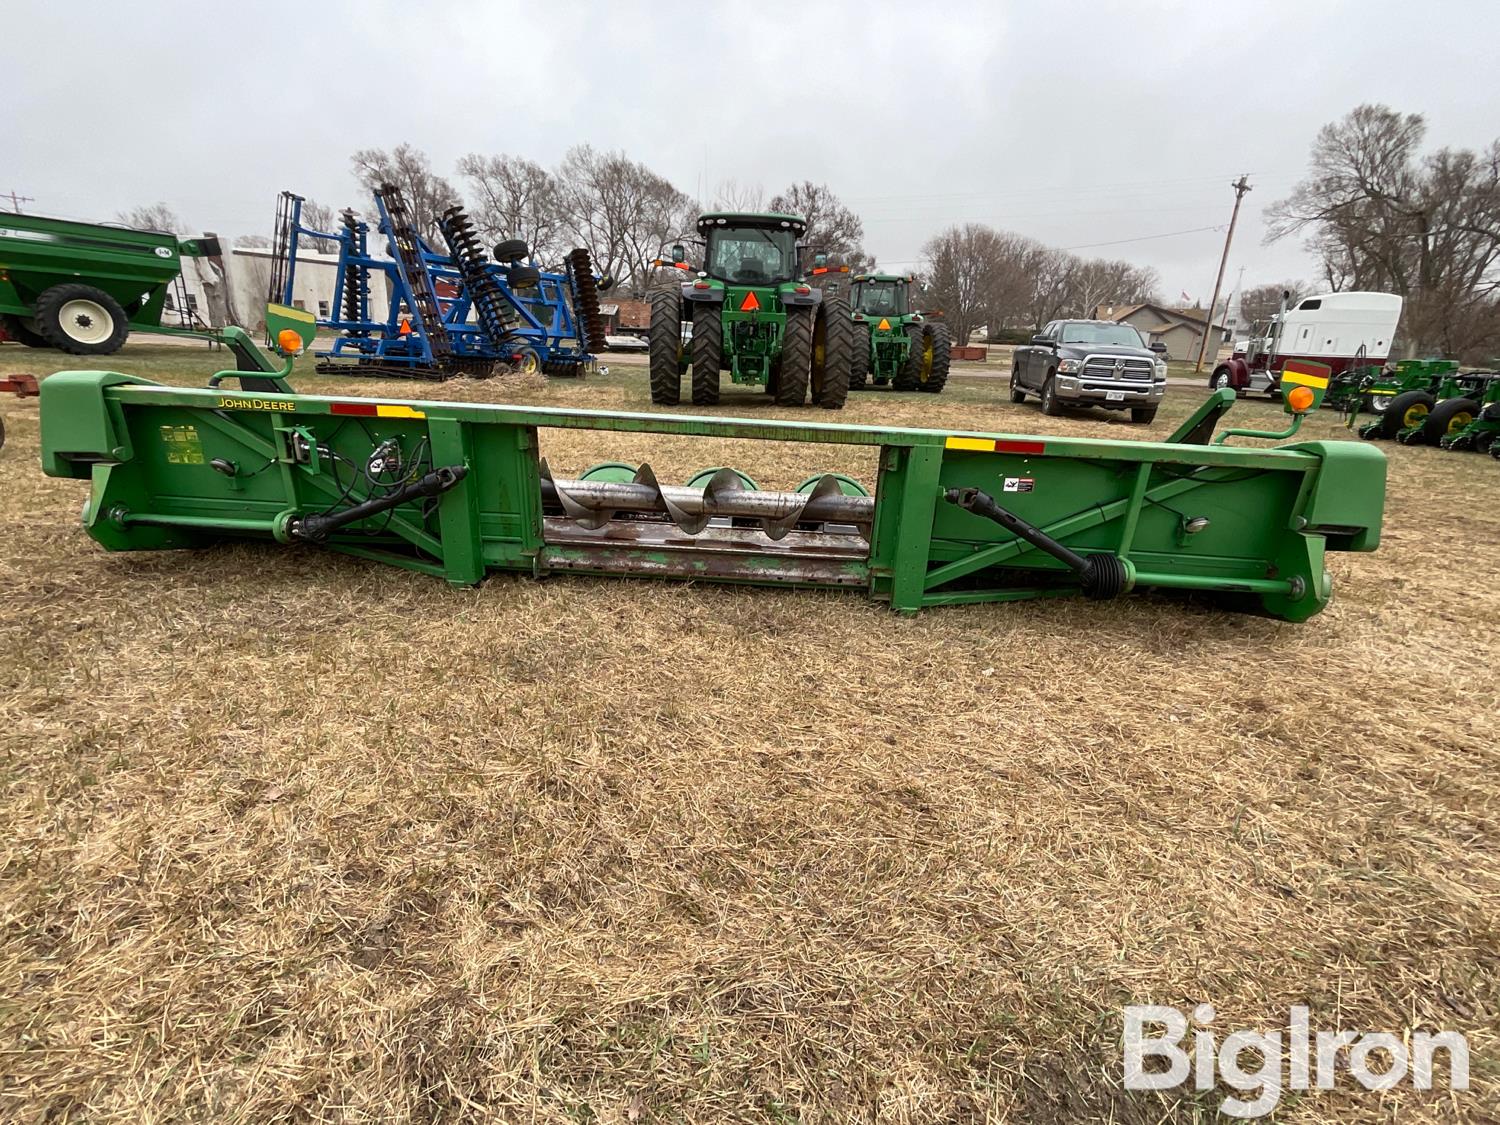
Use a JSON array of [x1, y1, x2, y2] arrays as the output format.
[[1082, 355, 1155, 382]]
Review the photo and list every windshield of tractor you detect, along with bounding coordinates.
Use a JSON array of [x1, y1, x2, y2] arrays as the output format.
[[852, 280, 907, 317], [704, 226, 797, 285], [1059, 322, 1148, 348]]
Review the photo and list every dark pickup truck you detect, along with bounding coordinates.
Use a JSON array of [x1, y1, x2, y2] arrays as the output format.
[[1010, 319, 1168, 423]]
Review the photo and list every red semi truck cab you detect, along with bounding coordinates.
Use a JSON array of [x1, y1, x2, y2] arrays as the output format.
[[1211, 291, 1403, 395]]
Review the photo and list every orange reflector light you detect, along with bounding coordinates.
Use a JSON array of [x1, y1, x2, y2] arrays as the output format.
[[739, 291, 761, 312], [277, 328, 303, 354], [1287, 385, 1315, 413]]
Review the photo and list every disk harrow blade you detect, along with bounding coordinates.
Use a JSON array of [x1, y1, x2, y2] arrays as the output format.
[[565, 247, 607, 355]]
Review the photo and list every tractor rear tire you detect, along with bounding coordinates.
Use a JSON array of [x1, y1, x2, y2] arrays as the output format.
[[1377, 389, 1434, 440], [778, 306, 813, 406], [893, 325, 924, 391], [811, 293, 852, 409], [1420, 397, 1479, 445], [691, 301, 722, 406], [850, 322, 870, 389], [1, 314, 49, 349], [648, 288, 684, 406], [917, 323, 951, 393], [33, 284, 129, 355]]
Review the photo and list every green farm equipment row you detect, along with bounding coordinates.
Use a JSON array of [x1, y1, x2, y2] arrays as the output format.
[[1351, 360, 1500, 451], [38, 319, 1385, 622]]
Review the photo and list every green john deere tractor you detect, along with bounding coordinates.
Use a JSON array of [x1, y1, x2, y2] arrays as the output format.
[[649, 212, 852, 409], [846, 272, 951, 394]]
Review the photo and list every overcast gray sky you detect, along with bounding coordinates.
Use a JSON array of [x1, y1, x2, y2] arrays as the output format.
[[11, 0, 1500, 302]]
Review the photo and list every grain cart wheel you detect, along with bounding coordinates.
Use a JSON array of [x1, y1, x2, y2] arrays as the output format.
[[810, 293, 853, 410], [917, 323, 951, 393], [778, 305, 814, 406], [1009, 365, 1026, 403], [1377, 389, 1434, 440], [1, 315, 49, 349], [1041, 373, 1064, 416], [893, 324, 926, 390], [1421, 397, 1479, 445], [691, 300, 722, 406], [850, 322, 870, 389], [648, 288, 684, 405], [34, 284, 129, 355]]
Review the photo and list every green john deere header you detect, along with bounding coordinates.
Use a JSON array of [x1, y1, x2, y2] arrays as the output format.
[[37, 320, 1385, 622]]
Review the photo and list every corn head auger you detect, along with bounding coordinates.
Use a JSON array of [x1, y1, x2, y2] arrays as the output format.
[[37, 315, 1385, 622]]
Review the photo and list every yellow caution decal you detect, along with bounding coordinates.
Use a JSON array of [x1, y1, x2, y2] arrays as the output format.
[[1280, 367, 1330, 390]]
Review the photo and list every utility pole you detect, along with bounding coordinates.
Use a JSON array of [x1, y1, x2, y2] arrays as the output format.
[[2, 190, 35, 213], [1195, 174, 1251, 373]]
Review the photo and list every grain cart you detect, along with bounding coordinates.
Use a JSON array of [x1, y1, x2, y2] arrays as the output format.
[[39, 317, 1384, 622], [0, 212, 221, 354], [844, 273, 951, 393], [649, 212, 853, 409]]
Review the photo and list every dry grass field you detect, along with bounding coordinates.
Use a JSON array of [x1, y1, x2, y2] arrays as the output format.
[[1, 341, 1497, 1122]]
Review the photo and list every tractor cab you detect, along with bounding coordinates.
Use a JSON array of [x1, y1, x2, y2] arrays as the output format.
[[697, 212, 805, 286], [850, 275, 911, 319]]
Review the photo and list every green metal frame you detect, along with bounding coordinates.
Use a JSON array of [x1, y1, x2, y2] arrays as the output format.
[[40, 356, 1386, 622]]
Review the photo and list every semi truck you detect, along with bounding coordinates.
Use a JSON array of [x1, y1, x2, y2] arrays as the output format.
[[1209, 290, 1402, 396]]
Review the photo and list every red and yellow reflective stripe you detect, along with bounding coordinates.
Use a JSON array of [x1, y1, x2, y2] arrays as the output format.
[[329, 402, 427, 419], [1279, 369, 1329, 390], [946, 436, 1046, 454]]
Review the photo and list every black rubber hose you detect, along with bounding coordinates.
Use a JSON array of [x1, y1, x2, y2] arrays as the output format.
[[292, 465, 467, 543], [943, 486, 1126, 599]]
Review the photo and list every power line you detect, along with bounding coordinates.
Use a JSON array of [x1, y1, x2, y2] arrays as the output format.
[[1061, 225, 1225, 251], [2, 190, 35, 213]]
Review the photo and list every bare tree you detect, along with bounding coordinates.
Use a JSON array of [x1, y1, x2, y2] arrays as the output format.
[[298, 199, 340, 252], [234, 234, 272, 248], [1267, 104, 1500, 359], [118, 203, 184, 233], [768, 181, 871, 271], [711, 178, 765, 211], [1239, 281, 1307, 327], [556, 145, 694, 291], [350, 143, 459, 242], [457, 153, 566, 264]]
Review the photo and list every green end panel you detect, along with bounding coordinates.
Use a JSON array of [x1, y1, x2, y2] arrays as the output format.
[[39, 370, 158, 478], [1281, 359, 1334, 414], [266, 304, 317, 353], [1283, 440, 1387, 551]]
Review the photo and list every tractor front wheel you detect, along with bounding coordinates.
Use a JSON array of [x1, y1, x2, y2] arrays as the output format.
[[691, 301, 722, 406], [917, 323, 951, 394], [810, 294, 852, 410], [850, 322, 870, 389], [33, 284, 129, 355], [1377, 390, 1434, 440], [648, 288, 684, 406], [778, 306, 814, 406]]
